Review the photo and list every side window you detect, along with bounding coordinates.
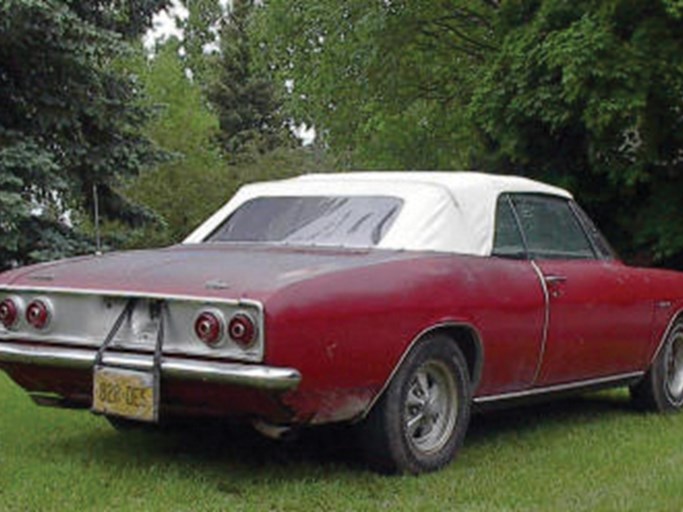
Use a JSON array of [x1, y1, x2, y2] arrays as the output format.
[[511, 195, 596, 259], [492, 195, 527, 258], [571, 203, 617, 260]]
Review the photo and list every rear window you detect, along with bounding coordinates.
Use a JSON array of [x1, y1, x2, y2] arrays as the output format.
[[206, 196, 403, 247]]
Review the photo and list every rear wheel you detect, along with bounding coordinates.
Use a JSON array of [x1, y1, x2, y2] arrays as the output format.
[[631, 320, 683, 412], [359, 335, 471, 474]]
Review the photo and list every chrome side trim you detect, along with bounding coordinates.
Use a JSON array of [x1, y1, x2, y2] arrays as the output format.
[[358, 321, 484, 421], [648, 308, 683, 367], [0, 284, 262, 310], [530, 260, 550, 384], [0, 343, 300, 391], [473, 371, 644, 404]]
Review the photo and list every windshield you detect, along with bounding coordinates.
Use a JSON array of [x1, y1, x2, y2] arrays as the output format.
[[206, 196, 403, 247]]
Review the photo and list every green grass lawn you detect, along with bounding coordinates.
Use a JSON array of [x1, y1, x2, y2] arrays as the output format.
[[1, 371, 683, 512]]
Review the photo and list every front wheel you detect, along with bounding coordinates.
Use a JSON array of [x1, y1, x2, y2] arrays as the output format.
[[359, 335, 471, 474], [631, 320, 683, 412]]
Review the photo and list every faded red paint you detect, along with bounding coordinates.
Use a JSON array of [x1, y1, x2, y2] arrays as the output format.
[[1, 244, 683, 426]]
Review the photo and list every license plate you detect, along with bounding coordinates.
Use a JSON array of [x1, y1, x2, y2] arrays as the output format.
[[92, 367, 158, 422]]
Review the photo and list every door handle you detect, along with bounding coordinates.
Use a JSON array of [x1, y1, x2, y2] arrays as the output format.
[[544, 275, 567, 285]]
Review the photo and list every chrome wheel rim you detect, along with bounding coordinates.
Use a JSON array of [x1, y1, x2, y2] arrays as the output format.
[[666, 331, 683, 405], [403, 360, 458, 455]]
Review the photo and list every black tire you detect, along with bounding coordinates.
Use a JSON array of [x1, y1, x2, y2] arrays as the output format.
[[631, 320, 683, 412], [359, 335, 471, 474]]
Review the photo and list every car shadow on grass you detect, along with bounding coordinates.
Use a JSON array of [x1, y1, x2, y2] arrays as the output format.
[[50, 415, 365, 475], [467, 389, 637, 445], [46, 389, 640, 477]]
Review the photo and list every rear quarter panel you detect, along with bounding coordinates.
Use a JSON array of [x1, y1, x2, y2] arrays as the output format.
[[263, 253, 545, 424]]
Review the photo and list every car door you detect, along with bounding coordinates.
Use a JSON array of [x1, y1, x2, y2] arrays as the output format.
[[484, 195, 547, 394], [508, 194, 652, 386]]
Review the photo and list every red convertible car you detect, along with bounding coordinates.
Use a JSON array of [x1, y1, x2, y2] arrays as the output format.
[[1, 172, 682, 474]]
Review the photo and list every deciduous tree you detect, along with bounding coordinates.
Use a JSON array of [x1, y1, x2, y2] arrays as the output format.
[[254, 0, 683, 263], [470, 0, 683, 262], [120, 39, 231, 246], [252, 0, 499, 169]]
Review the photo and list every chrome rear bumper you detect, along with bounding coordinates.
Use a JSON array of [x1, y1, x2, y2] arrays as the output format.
[[0, 342, 301, 391]]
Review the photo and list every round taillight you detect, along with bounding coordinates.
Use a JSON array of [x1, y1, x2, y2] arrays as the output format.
[[194, 311, 224, 347], [26, 300, 50, 330], [228, 313, 256, 348], [0, 298, 18, 329]]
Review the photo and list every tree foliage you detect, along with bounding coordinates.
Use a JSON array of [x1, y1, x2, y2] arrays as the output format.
[[254, 0, 683, 264], [5, 0, 681, 267], [470, 0, 683, 261], [252, 0, 499, 169], [119, 37, 323, 248], [0, 0, 168, 270], [66, 0, 171, 39], [120, 39, 232, 246], [208, 0, 292, 162], [179, 0, 224, 83]]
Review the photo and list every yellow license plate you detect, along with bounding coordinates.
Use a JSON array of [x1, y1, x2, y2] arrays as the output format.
[[92, 367, 157, 422]]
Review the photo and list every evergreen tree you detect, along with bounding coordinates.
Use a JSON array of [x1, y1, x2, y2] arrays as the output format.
[[208, 0, 291, 162], [0, 0, 169, 270]]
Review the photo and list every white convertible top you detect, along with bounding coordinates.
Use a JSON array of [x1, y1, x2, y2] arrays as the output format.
[[185, 172, 572, 256]]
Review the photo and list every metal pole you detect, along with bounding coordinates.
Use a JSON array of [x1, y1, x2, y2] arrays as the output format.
[[93, 184, 102, 255]]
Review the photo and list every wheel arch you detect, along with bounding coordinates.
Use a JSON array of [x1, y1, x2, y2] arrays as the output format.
[[359, 321, 484, 420], [630, 306, 683, 412], [649, 308, 683, 369]]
